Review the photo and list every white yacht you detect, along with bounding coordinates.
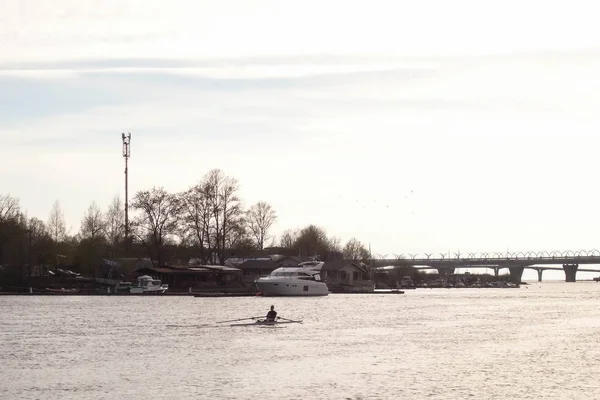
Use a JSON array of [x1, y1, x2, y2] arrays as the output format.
[[129, 275, 169, 294], [254, 261, 329, 296]]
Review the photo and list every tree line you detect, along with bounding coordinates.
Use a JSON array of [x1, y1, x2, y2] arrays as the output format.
[[0, 169, 372, 275]]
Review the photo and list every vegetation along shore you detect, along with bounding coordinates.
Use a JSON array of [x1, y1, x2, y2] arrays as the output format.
[[0, 169, 378, 291], [1, 169, 522, 294]]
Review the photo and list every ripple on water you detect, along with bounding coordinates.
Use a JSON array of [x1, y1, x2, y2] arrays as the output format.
[[2, 284, 600, 399]]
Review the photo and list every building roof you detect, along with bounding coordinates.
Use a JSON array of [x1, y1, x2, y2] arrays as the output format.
[[188, 267, 211, 272], [195, 265, 241, 272], [285, 255, 320, 263], [135, 258, 154, 269], [136, 267, 186, 275], [221, 257, 272, 267], [135, 265, 240, 275], [237, 259, 278, 270], [321, 260, 369, 272], [169, 264, 194, 270]]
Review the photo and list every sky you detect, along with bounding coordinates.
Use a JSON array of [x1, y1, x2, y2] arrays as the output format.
[[2, 0, 600, 279]]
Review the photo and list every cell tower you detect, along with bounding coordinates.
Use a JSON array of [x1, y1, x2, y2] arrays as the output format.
[[122, 133, 131, 247]]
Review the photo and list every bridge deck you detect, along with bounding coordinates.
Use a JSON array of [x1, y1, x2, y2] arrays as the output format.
[[372, 255, 600, 267]]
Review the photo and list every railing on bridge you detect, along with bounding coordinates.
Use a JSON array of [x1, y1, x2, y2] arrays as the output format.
[[368, 249, 600, 264], [364, 250, 600, 283]]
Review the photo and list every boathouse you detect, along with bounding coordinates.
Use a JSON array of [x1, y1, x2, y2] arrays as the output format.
[[320, 260, 374, 293], [134, 263, 242, 291]]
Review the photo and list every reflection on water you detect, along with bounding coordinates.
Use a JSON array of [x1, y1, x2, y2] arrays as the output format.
[[2, 282, 600, 399]]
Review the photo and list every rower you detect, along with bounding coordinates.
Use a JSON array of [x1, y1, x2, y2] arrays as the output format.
[[265, 305, 278, 322]]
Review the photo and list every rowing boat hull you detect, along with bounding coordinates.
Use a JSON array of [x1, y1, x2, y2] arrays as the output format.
[[230, 320, 302, 327]]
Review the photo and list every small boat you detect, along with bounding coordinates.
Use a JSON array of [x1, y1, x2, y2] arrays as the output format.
[[230, 319, 302, 327], [129, 275, 168, 294], [44, 288, 79, 294]]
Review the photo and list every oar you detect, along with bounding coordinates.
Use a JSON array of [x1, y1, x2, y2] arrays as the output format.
[[277, 316, 303, 323], [216, 316, 263, 324]]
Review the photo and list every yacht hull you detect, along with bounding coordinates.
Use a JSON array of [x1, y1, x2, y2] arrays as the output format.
[[129, 287, 168, 294], [255, 280, 329, 296]]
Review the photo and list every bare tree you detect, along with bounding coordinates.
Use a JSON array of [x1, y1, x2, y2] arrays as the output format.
[[343, 238, 371, 261], [0, 194, 20, 223], [28, 217, 47, 243], [79, 202, 106, 269], [246, 201, 277, 250], [266, 237, 277, 248], [226, 216, 254, 254], [27, 217, 50, 270], [294, 224, 331, 259], [180, 182, 213, 264], [279, 229, 298, 249], [131, 187, 181, 266], [80, 202, 105, 242], [104, 196, 125, 260], [204, 169, 244, 265], [0, 194, 21, 264], [329, 236, 342, 254], [47, 200, 66, 272]]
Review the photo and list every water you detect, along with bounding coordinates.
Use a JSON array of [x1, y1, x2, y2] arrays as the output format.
[[2, 282, 600, 399]]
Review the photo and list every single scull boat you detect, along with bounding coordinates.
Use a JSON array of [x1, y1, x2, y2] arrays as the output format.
[[230, 319, 302, 327]]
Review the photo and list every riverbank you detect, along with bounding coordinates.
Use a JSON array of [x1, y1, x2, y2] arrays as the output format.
[[0, 282, 526, 296], [0, 290, 406, 296], [0, 288, 408, 296]]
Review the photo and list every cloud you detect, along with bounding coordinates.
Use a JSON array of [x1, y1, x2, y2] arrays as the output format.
[[4, 0, 600, 64], [3, 49, 600, 254], [3, 50, 600, 148]]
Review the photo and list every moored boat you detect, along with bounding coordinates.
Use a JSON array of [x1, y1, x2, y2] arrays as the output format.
[[254, 261, 329, 296], [129, 275, 169, 294], [44, 288, 79, 294]]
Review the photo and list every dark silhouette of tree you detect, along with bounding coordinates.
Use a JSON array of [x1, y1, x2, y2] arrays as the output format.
[[226, 216, 254, 256], [1, 172, 376, 276], [294, 225, 331, 259], [27, 217, 52, 269], [180, 181, 213, 264], [343, 238, 371, 261], [104, 196, 125, 260], [131, 187, 181, 267], [180, 169, 245, 264], [246, 201, 277, 250], [204, 169, 244, 265], [81, 202, 105, 242], [28, 217, 47, 244], [79, 202, 106, 273], [47, 200, 66, 272], [279, 229, 298, 249], [0, 194, 21, 265]]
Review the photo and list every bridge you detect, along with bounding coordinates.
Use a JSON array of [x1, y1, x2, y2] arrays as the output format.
[[368, 250, 600, 283]]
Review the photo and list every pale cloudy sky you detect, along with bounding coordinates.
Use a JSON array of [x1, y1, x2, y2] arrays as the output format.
[[2, 0, 600, 278]]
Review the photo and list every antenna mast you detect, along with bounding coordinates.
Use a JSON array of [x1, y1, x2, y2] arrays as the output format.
[[122, 133, 131, 249]]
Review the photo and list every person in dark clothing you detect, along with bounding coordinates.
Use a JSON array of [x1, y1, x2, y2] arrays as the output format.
[[265, 305, 278, 322]]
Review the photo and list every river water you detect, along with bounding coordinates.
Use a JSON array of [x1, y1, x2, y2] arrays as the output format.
[[2, 282, 600, 399]]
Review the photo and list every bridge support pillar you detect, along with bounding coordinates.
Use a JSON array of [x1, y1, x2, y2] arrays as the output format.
[[437, 268, 455, 277], [493, 267, 500, 278], [508, 267, 524, 284], [537, 268, 545, 282], [563, 264, 578, 282]]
